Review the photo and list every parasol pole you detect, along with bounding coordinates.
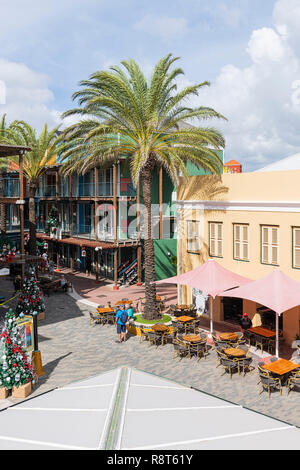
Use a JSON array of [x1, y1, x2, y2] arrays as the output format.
[[276, 312, 279, 358], [209, 295, 214, 337]]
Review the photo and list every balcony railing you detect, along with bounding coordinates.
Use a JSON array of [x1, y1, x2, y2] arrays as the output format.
[[37, 185, 56, 197], [3, 179, 20, 198]]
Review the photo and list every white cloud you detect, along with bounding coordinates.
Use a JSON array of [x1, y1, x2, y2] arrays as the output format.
[[0, 57, 75, 130], [134, 14, 188, 40], [186, 0, 300, 171]]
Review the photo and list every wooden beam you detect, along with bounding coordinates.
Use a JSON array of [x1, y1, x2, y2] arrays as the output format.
[[159, 167, 163, 239], [19, 153, 25, 280]]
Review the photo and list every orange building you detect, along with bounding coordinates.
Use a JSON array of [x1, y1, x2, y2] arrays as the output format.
[[224, 160, 242, 173]]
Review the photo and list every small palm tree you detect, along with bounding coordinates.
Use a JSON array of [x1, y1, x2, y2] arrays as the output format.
[[1, 120, 60, 254], [59, 54, 226, 320]]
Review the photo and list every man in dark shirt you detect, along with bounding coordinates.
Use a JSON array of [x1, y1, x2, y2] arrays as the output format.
[[239, 313, 252, 332]]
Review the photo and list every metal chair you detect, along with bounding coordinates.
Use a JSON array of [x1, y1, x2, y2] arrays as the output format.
[[146, 331, 161, 348], [237, 356, 254, 377], [259, 372, 282, 399], [286, 371, 300, 396], [189, 341, 207, 361], [173, 339, 188, 360], [220, 356, 239, 379]]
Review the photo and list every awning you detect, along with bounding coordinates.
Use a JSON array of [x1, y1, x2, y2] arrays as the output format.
[[36, 233, 116, 249], [0, 367, 298, 450]]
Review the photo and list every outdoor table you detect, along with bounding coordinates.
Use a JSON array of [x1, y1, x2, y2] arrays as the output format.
[[224, 348, 246, 358], [248, 327, 276, 338], [97, 307, 115, 314], [115, 300, 133, 306], [219, 333, 238, 342], [176, 316, 194, 323], [151, 324, 170, 333], [176, 304, 191, 310], [263, 359, 300, 376], [182, 334, 203, 343]]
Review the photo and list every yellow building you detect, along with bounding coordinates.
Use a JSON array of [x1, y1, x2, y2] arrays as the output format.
[[177, 170, 300, 345]]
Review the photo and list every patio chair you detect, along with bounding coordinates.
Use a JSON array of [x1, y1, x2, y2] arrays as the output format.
[[106, 313, 115, 326], [267, 339, 276, 355], [216, 349, 225, 368], [286, 371, 300, 396], [173, 339, 187, 360], [161, 327, 177, 345], [146, 331, 161, 348], [139, 327, 149, 343], [237, 356, 254, 377], [219, 356, 239, 379], [189, 341, 207, 361], [244, 330, 255, 346], [259, 372, 282, 399], [89, 312, 102, 327], [255, 335, 269, 353]]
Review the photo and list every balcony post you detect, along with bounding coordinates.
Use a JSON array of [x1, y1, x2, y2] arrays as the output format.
[[19, 152, 25, 281], [113, 246, 118, 290], [136, 179, 142, 286]]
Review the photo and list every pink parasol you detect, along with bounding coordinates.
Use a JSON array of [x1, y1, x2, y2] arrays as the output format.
[[221, 270, 300, 357], [156, 259, 252, 333]]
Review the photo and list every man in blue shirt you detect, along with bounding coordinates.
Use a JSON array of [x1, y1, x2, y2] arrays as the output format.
[[115, 304, 129, 343]]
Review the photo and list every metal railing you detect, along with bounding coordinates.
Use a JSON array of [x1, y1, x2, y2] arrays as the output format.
[[3, 179, 20, 197]]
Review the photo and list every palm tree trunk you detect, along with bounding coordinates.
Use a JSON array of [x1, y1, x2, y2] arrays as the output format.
[[28, 183, 38, 255], [141, 162, 160, 321]]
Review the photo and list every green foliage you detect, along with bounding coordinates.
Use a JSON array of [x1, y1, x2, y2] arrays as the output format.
[[58, 54, 226, 183], [45, 205, 59, 235], [135, 314, 172, 325], [0, 308, 35, 389]]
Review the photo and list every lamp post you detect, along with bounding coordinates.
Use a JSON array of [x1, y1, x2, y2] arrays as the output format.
[[31, 310, 45, 376]]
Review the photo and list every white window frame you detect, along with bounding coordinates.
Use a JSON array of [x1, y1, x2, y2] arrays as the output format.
[[209, 222, 223, 258], [233, 224, 249, 261], [186, 220, 201, 253], [261, 225, 279, 266], [292, 227, 300, 269]]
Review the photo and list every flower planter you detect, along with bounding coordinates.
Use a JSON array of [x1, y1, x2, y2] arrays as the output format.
[[12, 382, 32, 399], [0, 388, 9, 399], [37, 311, 45, 321]]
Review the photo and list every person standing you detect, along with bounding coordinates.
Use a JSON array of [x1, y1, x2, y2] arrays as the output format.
[[115, 304, 129, 343], [126, 303, 134, 322]]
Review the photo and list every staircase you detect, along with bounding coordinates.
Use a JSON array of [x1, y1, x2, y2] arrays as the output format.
[[118, 259, 143, 286]]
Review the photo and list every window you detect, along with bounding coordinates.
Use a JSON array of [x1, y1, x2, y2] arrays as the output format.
[[292, 227, 300, 269], [209, 222, 223, 257], [233, 224, 249, 261], [187, 220, 200, 253], [261, 225, 279, 265]]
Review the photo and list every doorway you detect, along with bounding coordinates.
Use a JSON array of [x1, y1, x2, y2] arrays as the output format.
[[223, 297, 243, 324]]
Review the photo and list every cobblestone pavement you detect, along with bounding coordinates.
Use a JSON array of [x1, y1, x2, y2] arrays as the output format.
[[0, 277, 299, 427]]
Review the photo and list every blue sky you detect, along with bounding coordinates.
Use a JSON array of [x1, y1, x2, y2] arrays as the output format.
[[1, 0, 300, 171]]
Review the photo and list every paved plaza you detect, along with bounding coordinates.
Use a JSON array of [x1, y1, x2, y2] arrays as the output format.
[[0, 275, 299, 428]]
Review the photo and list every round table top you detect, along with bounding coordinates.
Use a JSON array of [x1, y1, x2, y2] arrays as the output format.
[[97, 307, 115, 314], [115, 300, 132, 306], [219, 333, 239, 342], [182, 334, 203, 343], [176, 316, 195, 323], [224, 348, 246, 358], [151, 324, 170, 333], [176, 304, 191, 310]]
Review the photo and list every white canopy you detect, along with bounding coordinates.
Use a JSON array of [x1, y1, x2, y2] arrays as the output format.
[[0, 367, 299, 450]]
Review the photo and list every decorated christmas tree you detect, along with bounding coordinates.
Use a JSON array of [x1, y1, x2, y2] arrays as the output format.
[[15, 267, 45, 317], [0, 309, 35, 389], [45, 204, 59, 237]]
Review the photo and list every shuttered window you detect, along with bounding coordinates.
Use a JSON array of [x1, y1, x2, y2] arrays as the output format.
[[187, 220, 200, 253], [233, 224, 249, 261], [209, 222, 223, 257], [293, 227, 300, 268], [261, 226, 279, 265]]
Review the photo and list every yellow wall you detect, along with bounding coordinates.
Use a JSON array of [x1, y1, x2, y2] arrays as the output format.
[[177, 170, 300, 345]]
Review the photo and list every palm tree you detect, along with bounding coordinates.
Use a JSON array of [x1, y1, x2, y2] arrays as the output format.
[[1, 121, 60, 254], [59, 54, 226, 320]]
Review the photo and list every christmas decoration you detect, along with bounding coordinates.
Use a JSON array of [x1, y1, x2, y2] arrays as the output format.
[[45, 205, 59, 237], [15, 267, 45, 317], [0, 309, 35, 389]]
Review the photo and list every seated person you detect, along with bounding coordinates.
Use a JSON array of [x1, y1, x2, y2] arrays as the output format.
[[59, 275, 68, 292], [239, 313, 252, 332]]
